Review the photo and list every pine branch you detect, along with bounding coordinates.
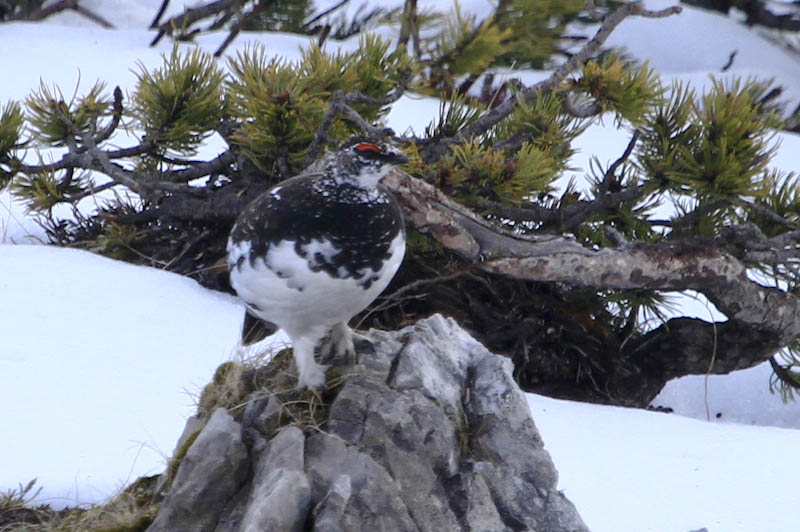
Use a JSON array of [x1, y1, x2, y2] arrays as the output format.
[[9, 0, 115, 28], [150, 0, 240, 46], [382, 166, 800, 365], [738, 198, 798, 230], [421, 1, 682, 162]]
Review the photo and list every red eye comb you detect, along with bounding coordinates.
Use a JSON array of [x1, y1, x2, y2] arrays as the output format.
[[355, 142, 383, 153]]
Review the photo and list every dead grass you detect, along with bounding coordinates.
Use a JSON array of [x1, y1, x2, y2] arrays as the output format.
[[0, 476, 158, 532]]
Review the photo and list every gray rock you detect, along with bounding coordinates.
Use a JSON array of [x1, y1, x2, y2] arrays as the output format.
[[149, 408, 249, 532], [313, 474, 352, 532], [239, 427, 311, 532], [147, 314, 589, 532]]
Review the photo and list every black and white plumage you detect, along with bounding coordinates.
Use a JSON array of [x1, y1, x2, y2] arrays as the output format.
[[227, 139, 407, 389]]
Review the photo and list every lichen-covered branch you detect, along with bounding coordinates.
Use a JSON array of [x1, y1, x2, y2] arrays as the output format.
[[383, 167, 800, 393]]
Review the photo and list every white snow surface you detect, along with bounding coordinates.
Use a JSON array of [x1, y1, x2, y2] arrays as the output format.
[[1, 245, 243, 507], [2, 1, 800, 530]]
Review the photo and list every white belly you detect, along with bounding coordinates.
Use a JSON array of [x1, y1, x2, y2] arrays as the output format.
[[228, 232, 405, 339]]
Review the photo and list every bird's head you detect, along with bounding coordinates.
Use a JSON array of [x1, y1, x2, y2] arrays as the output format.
[[334, 137, 409, 187]]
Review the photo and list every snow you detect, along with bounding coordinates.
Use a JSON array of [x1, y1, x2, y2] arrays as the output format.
[[0, 245, 244, 506], [2, 0, 800, 530], [529, 393, 800, 532]]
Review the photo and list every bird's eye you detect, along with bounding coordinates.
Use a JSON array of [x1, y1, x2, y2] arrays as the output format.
[[355, 143, 383, 154]]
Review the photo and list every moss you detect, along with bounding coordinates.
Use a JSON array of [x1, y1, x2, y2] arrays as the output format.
[[93, 512, 153, 532], [166, 430, 201, 485]]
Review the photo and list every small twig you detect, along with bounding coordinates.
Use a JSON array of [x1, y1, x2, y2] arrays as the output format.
[[357, 268, 472, 327], [157, 150, 236, 184], [57, 108, 144, 194], [303, 0, 349, 29], [721, 50, 737, 72], [769, 356, 800, 390], [149, 0, 171, 29], [669, 199, 729, 236], [72, 4, 115, 29], [164, 229, 212, 270], [599, 129, 639, 194], [93, 86, 124, 145], [214, 0, 277, 57], [66, 179, 118, 202]]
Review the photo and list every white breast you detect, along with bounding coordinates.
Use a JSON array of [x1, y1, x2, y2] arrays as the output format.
[[228, 232, 405, 339]]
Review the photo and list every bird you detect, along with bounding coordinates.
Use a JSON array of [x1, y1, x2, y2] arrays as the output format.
[[226, 138, 408, 389]]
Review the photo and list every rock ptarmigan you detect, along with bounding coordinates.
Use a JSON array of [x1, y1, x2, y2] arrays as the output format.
[[227, 139, 407, 389]]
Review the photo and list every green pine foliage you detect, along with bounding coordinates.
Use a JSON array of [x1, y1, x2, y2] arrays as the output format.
[[132, 46, 226, 156], [26, 81, 112, 146], [0, 100, 22, 187], [435, 140, 558, 206], [687, 78, 780, 197], [494, 0, 585, 68], [636, 81, 696, 193], [424, 92, 483, 140], [496, 90, 586, 171], [11, 169, 85, 210], [436, 2, 511, 78], [228, 36, 413, 173], [746, 170, 800, 237], [574, 55, 664, 125], [639, 78, 781, 199], [0, 100, 22, 156]]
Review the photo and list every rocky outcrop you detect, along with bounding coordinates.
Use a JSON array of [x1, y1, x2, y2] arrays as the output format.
[[148, 314, 589, 532]]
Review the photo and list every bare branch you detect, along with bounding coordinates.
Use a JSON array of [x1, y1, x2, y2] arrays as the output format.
[[303, 0, 349, 29], [72, 4, 115, 29], [150, 0, 238, 46], [382, 168, 800, 351], [10, 0, 115, 28]]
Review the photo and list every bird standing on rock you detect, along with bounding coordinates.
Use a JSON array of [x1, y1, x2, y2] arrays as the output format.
[[227, 138, 407, 389]]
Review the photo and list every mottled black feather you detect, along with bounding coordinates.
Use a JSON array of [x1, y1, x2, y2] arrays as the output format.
[[229, 173, 404, 287]]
